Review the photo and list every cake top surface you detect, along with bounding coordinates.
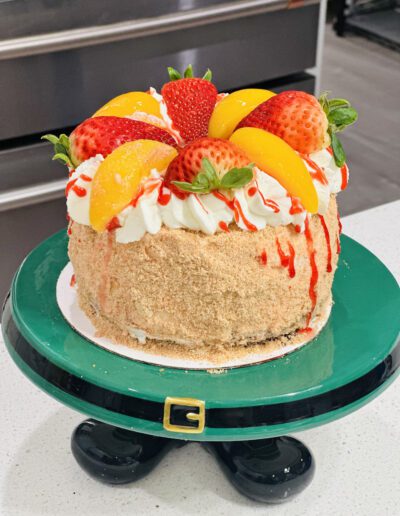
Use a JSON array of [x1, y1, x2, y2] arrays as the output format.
[[43, 65, 357, 243]]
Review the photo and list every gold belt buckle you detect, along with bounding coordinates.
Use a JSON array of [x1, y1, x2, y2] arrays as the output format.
[[163, 397, 205, 434]]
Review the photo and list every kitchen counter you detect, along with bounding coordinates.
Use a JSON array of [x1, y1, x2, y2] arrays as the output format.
[[1, 200, 399, 516]]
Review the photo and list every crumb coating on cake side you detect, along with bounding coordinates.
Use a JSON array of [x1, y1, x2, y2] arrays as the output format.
[[68, 196, 339, 351]]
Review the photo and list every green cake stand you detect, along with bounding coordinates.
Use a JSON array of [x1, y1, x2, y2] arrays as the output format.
[[2, 230, 400, 503]]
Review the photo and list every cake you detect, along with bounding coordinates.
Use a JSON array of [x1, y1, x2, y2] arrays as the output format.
[[44, 65, 357, 362]]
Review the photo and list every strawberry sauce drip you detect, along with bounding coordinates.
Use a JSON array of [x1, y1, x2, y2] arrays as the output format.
[[318, 215, 332, 273], [247, 186, 257, 197], [67, 220, 73, 236], [337, 212, 343, 234], [70, 274, 76, 287], [336, 235, 341, 254], [340, 163, 349, 190], [254, 180, 280, 212], [158, 184, 172, 206], [80, 174, 92, 182], [72, 185, 87, 197], [276, 238, 296, 277], [218, 221, 230, 233], [106, 217, 121, 231], [327, 146, 348, 191], [289, 197, 304, 215], [65, 178, 77, 196], [213, 191, 235, 210], [258, 249, 268, 266], [233, 199, 257, 232], [303, 218, 319, 328], [287, 243, 296, 278], [194, 195, 209, 213], [275, 238, 289, 267], [130, 185, 144, 207], [301, 154, 329, 185], [294, 224, 301, 233]]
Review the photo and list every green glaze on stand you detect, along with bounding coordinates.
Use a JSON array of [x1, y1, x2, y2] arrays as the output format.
[[3, 230, 400, 441]]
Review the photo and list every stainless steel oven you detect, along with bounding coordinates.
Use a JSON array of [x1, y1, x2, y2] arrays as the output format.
[[0, 0, 323, 299]]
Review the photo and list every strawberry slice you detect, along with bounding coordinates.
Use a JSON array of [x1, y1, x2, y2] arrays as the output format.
[[161, 78, 217, 144], [43, 116, 177, 167], [164, 137, 250, 198]]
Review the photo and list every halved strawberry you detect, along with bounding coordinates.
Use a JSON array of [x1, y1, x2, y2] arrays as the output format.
[[164, 137, 251, 198], [161, 78, 217, 144], [236, 91, 357, 166], [237, 91, 329, 155], [42, 116, 177, 167]]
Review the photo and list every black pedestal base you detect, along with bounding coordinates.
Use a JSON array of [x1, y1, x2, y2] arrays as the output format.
[[71, 419, 314, 503]]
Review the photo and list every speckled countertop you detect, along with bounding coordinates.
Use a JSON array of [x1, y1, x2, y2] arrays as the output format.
[[1, 200, 399, 516]]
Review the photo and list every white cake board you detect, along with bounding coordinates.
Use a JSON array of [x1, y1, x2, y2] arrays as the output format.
[[56, 263, 330, 370]]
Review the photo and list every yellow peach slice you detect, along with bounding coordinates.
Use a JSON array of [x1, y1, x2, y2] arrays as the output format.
[[208, 89, 275, 139], [93, 92, 161, 118], [90, 140, 177, 232], [230, 128, 318, 213]]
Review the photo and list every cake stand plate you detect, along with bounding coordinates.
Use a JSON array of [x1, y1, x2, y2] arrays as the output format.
[[2, 230, 400, 503]]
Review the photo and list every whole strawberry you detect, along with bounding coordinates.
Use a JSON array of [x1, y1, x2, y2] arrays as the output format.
[[237, 91, 357, 166], [161, 65, 217, 145], [164, 137, 252, 198], [42, 116, 177, 167]]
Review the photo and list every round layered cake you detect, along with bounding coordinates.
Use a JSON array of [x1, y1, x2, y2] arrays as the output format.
[[45, 66, 356, 361]]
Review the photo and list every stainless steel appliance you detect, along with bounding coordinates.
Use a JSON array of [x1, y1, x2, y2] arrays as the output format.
[[0, 0, 324, 300]]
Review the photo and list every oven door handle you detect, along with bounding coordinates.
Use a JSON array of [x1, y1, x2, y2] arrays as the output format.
[[0, 180, 67, 212], [0, 0, 318, 60]]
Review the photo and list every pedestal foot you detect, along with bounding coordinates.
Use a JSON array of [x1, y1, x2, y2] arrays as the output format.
[[71, 419, 183, 484], [204, 436, 314, 503]]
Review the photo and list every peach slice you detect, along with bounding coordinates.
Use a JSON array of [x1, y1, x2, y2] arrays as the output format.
[[93, 92, 161, 119], [230, 128, 318, 213], [90, 140, 177, 232], [208, 89, 275, 139]]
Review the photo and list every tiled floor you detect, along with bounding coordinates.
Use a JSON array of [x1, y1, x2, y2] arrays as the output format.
[[320, 26, 400, 216]]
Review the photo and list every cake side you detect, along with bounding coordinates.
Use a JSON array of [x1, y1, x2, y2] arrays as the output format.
[[69, 196, 339, 350]]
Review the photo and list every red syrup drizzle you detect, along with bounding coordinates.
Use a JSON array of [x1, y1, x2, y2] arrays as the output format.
[[72, 185, 87, 197], [318, 215, 332, 272], [340, 163, 349, 190], [158, 184, 171, 206], [194, 195, 209, 213], [289, 196, 304, 215], [106, 217, 122, 231], [233, 199, 257, 232], [67, 220, 73, 236], [70, 274, 76, 287], [258, 249, 268, 266], [218, 221, 230, 233], [212, 191, 235, 210], [300, 154, 329, 185], [250, 181, 280, 212], [326, 146, 349, 191], [294, 224, 301, 233], [65, 178, 77, 196], [287, 243, 296, 278], [301, 217, 319, 331], [80, 174, 92, 182], [275, 238, 296, 278]]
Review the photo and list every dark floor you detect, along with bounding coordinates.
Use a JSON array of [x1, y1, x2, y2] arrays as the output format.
[[320, 26, 400, 216]]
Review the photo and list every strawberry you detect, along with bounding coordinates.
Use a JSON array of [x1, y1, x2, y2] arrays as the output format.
[[164, 137, 251, 198], [161, 77, 217, 144], [237, 91, 329, 155], [42, 116, 177, 167]]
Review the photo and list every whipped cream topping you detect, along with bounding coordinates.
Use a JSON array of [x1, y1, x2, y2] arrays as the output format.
[[67, 148, 346, 244], [148, 87, 184, 145]]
